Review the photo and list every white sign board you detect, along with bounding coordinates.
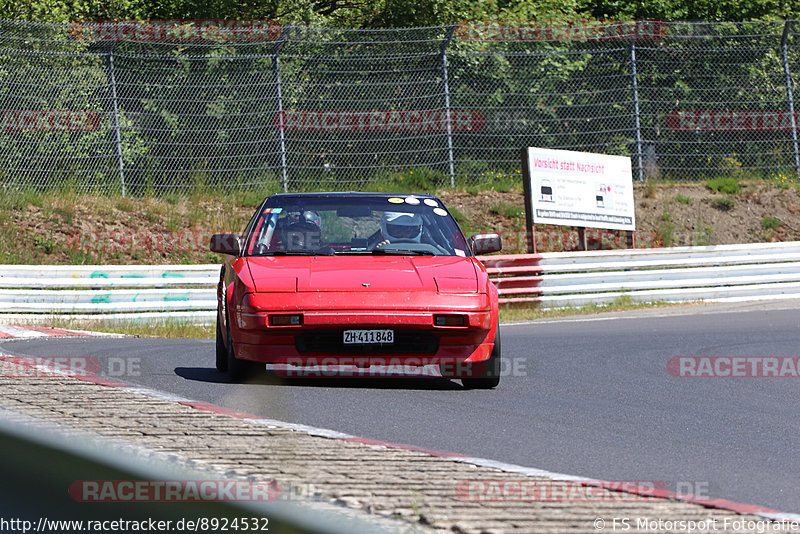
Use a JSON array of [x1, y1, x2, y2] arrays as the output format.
[[524, 147, 636, 231]]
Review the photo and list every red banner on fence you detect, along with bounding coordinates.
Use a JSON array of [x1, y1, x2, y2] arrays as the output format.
[[456, 19, 668, 42], [666, 110, 800, 132], [273, 110, 486, 133], [68, 19, 281, 42], [1, 110, 100, 133]]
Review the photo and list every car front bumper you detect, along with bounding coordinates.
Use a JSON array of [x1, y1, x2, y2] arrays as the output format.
[[232, 297, 496, 366]]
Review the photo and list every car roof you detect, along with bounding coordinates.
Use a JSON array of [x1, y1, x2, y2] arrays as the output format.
[[267, 191, 441, 200]]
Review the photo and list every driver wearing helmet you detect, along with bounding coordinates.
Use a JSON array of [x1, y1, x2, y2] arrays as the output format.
[[373, 211, 423, 248], [297, 210, 322, 229], [284, 210, 323, 252]]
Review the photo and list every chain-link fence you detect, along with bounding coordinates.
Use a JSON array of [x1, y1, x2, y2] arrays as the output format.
[[0, 19, 798, 195]]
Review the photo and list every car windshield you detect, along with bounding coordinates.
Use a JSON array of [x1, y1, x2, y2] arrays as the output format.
[[242, 195, 470, 257]]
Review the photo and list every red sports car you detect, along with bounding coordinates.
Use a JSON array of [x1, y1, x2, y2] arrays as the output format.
[[210, 192, 503, 388]]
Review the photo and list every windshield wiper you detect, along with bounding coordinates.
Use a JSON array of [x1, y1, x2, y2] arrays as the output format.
[[371, 249, 434, 256], [255, 250, 331, 256]]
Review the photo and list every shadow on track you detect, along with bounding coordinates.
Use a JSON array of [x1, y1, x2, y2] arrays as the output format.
[[174, 366, 465, 390]]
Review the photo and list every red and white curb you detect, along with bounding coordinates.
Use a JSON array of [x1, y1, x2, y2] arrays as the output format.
[[2, 350, 799, 524], [0, 325, 121, 339]]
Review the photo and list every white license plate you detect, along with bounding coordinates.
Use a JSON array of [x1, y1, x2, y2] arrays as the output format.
[[343, 329, 394, 344]]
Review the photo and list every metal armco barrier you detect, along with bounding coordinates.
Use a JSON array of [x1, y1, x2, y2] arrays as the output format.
[[3, 241, 800, 319], [481, 241, 800, 306], [0, 265, 219, 319]]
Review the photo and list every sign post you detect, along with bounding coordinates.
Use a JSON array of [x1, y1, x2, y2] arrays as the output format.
[[521, 147, 636, 253]]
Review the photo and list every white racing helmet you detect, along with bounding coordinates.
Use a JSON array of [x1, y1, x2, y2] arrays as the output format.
[[381, 212, 422, 243]]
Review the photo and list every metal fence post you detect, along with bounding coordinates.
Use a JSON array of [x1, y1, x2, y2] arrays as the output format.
[[272, 27, 292, 193], [782, 21, 800, 177], [440, 26, 456, 188], [629, 42, 644, 183], [105, 46, 126, 197]]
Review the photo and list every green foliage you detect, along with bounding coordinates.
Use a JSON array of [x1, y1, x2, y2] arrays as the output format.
[[115, 199, 135, 212], [33, 232, 58, 254], [493, 181, 511, 193], [365, 168, 447, 193], [1, 0, 798, 26], [0, 192, 29, 212], [761, 215, 781, 230], [65, 248, 96, 264], [1, 3, 798, 200], [233, 190, 270, 208], [394, 168, 444, 191], [578, 0, 800, 21], [490, 201, 524, 218], [611, 294, 633, 308], [448, 206, 473, 235], [449, 206, 467, 224], [44, 317, 215, 339], [499, 296, 682, 323], [675, 194, 692, 205], [658, 207, 674, 246], [706, 177, 742, 195], [144, 210, 161, 224], [692, 220, 714, 246], [769, 172, 796, 189], [712, 196, 736, 211], [465, 169, 521, 194], [52, 206, 75, 225]]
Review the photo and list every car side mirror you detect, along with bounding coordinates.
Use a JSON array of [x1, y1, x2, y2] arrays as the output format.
[[210, 233, 241, 255], [469, 233, 502, 254]]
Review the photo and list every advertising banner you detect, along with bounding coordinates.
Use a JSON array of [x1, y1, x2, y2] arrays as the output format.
[[522, 147, 636, 232]]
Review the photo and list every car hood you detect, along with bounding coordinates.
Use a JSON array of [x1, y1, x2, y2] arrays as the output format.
[[245, 255, 479, 293]]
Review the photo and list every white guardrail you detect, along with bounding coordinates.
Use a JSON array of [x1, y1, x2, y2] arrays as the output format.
[[0, 265, 219, 320], [1, 241, 800, 320]]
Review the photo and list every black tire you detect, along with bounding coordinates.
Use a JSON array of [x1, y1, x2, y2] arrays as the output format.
[[461, 333, 501, 389], [226, 316, 262, 382], [215, 312, 228, 373]]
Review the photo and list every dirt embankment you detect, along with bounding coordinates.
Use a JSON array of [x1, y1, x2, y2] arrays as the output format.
[[2, 181, 799, 265]]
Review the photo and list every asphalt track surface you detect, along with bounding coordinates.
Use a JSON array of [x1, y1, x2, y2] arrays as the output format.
[[3, 301, 799, 515]]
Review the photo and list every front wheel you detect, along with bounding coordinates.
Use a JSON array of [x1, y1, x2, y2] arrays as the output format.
[[226, 317, 262, 382], [461, 333, 501, 389]]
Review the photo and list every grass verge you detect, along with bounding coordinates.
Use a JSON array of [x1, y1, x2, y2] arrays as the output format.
[[498, 296, 685, 323], [45, 317, 215, 339]]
